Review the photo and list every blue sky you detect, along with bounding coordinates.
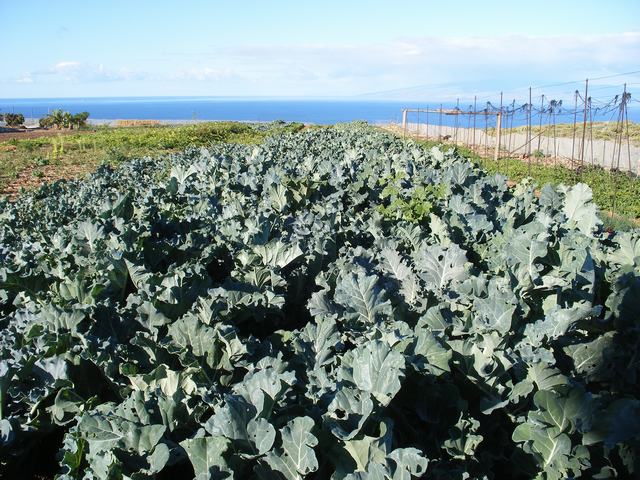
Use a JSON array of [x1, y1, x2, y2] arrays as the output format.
[[2, 0, 639, 100]]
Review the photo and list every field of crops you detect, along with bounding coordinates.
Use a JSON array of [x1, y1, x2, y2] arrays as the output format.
[[0, 121, 304, 196], [407, 139, 640, 228], [1, 124, 639, 479]]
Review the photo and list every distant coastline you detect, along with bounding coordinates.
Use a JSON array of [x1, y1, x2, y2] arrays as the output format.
[[0, 98, 408, 126], [15, 118, 281, 127], [2, 97, 639, 128]]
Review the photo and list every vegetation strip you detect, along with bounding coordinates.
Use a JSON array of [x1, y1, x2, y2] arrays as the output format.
[[413, 139, 640, 229], [0, 121, 304, 196]]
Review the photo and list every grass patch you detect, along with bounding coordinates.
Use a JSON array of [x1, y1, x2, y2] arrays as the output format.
[[0, 121, 304, 194]]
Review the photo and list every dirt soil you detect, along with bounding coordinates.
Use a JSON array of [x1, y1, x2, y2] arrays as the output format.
[[1, 164, 89, 198], [0, 128, 96, 142]]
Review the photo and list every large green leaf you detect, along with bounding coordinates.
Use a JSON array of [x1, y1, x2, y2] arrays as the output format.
[[180, 436, 232, 480], [254, 240, 304, 269], [387, 448, 429, 480], [324, 388, 374, 440], [512, 422, 572, 475], [564, 333, 615, 381], [414, 244, 468, 292], [207, 395, 275, 455], [265, 416, 319, 479], [610, 231, 640, 268], [295, 315, 340, 368], [512, 389, 593, 479], [527, 363, 568, 391], [411, 328, 451, 375], [78, 413, 166, 455], [234, 367, 296, 417], [524, 301, 598, 346], [342, 446, 428, 480], [563, 183, 601, 235], [503, 224, 548, 286], [473, 280, 516, 334], [342, 420, 392, 472], [334, 271, 393, 325], [379, 248, 420, 305], [343, 341, 405, 406], [443, 415, 483, 460]]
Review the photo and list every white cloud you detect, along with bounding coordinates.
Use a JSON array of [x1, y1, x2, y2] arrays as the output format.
[[53, 61, 81, 71], [28, 61, 147, 83], [33, 61, 81, 76], [153, 32, 639, 98], [172, 67, 237, 81], [8, 32, 639, 99], [16, 74, 33, 84]]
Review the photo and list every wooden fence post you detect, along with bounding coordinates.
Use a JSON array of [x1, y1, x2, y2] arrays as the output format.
[[527, 87, 532, 158], [494, 112, 502, 161], [472, 96, 477, 146], [402, 109, 407, 139], [580, 78, 589, 167], [498, 92, 503, 158]]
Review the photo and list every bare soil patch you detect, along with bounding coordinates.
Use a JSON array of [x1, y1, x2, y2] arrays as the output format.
[[2, 164, 89, 198], [0, 128, 96, 142]]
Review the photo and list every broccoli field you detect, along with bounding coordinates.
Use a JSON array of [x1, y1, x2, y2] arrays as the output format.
[[1, 124, 639, 479]]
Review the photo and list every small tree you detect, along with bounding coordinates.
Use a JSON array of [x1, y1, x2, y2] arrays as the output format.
[[40, 110, 90, 129], [4, 113, 25, 127], [71, 111, 90, 129], [39, 116, 54, 128], [49, 109, 65, 129]]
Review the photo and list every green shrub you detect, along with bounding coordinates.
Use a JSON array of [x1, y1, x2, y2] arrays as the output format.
[[4, 113, 25, 127]]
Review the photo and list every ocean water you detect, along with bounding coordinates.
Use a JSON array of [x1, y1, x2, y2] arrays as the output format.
[[0, 98, 408, 125], [0, 97, 638, 127]]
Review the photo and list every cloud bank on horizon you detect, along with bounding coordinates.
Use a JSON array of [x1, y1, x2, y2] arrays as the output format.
[[2, 0, 639, 101]]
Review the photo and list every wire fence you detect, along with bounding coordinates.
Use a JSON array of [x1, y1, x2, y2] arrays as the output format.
[[390, 76, 640, 222], [399, 81, 638, 176]]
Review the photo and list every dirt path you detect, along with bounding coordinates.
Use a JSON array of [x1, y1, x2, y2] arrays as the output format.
[[1, 164, 91, 198], [0, 128, 97, 142]]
